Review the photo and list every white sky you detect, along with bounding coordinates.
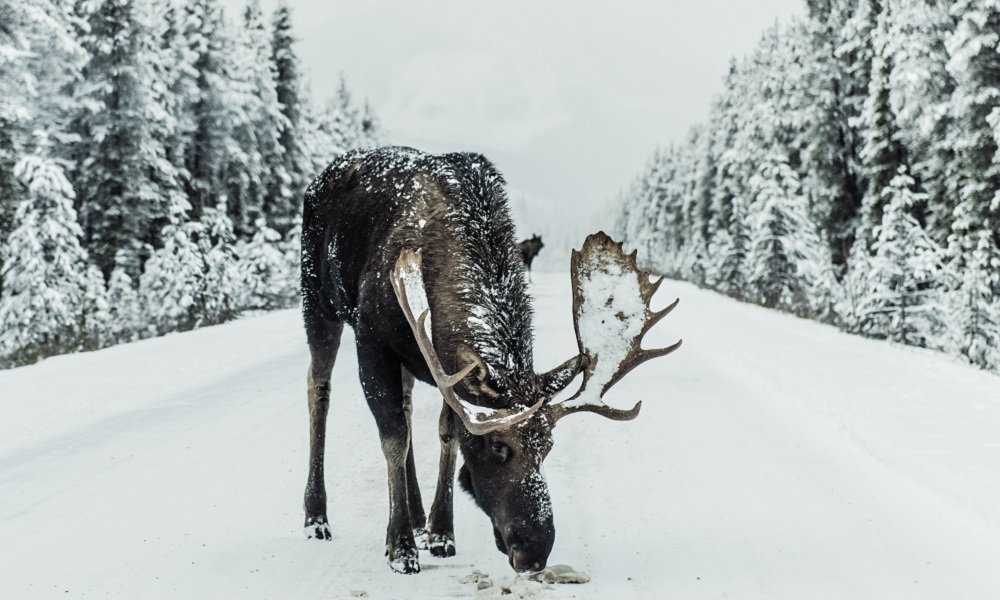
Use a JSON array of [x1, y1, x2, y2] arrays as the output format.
[[223, 0, 803, 241]]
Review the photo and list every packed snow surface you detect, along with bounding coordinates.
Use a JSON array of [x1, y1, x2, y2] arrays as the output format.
[[2, 273, 1000, 599]]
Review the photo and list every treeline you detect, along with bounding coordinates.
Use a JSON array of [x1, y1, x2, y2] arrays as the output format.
[[616, 0, 1000, 371], [0, 0, 379, 368]]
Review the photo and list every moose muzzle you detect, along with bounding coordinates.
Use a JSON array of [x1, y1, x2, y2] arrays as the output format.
[[494, 515, 554, 573]]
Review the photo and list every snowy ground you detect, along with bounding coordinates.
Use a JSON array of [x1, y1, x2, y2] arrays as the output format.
[[2, 272, 1000, 599]]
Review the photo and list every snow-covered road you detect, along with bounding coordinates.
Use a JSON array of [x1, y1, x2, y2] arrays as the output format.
[[2, 272, 1000, 599]]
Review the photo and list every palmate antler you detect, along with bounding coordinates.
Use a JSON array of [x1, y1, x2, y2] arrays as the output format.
[[390, 249, 545, 435], [549, 232, 682, 422]]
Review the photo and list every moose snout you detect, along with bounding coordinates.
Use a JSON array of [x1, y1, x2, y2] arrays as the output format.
[[498, 520, 553, 573], [507, 542, 547, 573]]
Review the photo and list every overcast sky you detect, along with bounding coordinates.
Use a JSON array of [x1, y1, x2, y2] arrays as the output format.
[[223, 0, 803, 251]]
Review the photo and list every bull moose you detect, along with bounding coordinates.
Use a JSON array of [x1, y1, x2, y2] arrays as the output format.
[[300, 146, 680, 574]]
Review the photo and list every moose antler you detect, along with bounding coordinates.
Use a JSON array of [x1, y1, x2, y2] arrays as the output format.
[[549, 232, 682, 422], [390, 249, 545, 435]]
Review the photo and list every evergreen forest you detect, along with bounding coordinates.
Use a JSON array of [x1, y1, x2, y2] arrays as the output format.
[[615, 0, 1000, 371], [0, 0, 379, 367]]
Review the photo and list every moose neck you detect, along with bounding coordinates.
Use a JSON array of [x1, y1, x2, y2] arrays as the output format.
[[441, 263, 534, 383], [427, 156, 535, 399]]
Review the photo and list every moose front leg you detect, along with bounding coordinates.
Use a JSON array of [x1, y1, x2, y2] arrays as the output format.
[[359, 342, 420, 574], [426, 402, 459, 557]]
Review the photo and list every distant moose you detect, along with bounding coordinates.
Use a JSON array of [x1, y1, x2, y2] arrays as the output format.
[[300, 146, 681, 574], [517, 234, 544, 278]]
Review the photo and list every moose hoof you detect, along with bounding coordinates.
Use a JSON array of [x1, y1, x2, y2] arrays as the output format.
[[304, 516, 332, 540], [413, 527, 429, 550], [428, 532, 456, 558], [388, 550, 420, 574]]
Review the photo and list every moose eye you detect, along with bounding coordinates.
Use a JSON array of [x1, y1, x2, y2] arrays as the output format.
[[489, 441, 510, 462]]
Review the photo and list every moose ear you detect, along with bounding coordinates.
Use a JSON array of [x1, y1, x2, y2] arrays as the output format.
[[456, 344, 499, 398], [540, 355, 584, 398]]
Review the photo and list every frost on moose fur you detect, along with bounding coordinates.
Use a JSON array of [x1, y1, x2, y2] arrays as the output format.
[[391, 249, 538, 429]]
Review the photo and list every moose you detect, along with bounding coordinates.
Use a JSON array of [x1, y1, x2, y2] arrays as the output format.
[[300, 146, 681, 574], [517, 235, 544, 277]]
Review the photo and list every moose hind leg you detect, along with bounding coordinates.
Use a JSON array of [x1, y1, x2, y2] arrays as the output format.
[[304, 320, 344, 541], [401, 368, 429, 550], [426, 402, 459, 557], [359, 342, 420, 574]]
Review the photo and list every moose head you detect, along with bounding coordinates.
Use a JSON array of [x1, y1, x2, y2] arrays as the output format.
[[391, 231, 682, 572]]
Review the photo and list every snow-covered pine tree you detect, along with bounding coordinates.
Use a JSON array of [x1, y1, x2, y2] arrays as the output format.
[[617, 155, 655, 257], [864, 167, 947, 345], [943, 0, 1000, 258], [708, 193, 752, 299], [141, 0, 190, 253], [706, 58, 756, 297], [139, 198, 205, 334], [675, 127, 712, 285], [707, 62, 747, 249], [793, 3, 864, 267], [181, 0, 232, 220], [991, 97, 1000, 216], [72, 0, 176, 279], [270, 0, 305, 232], [0, 0, 31, 257], [105, 250, 142, 345], [81, 262, 111, 351], [746, 150, 829, 312], [236, 217, 295, 310], [839, 239, 876, 333], [300, 75, 382, 182], [883, 0, 953, 193], [650, 151, 685, 276], [620, 149, 674, 273], [836, 0, 879, 137], [222, 11, 267, 240], [856, 0, 911, 250], [197, 202, 242, 326], [329, 76, 362, 153], [0, 152, 108, 366], [942, 0, 1000, 367], [297, 82, 385, 223], [239, 0, 290, 240], [140, 197, 241, 334], [949, 228, 1000, 369], [1, 0, 89, 293], [691, 122, 717, 274], [156, 0, 197, 199]]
